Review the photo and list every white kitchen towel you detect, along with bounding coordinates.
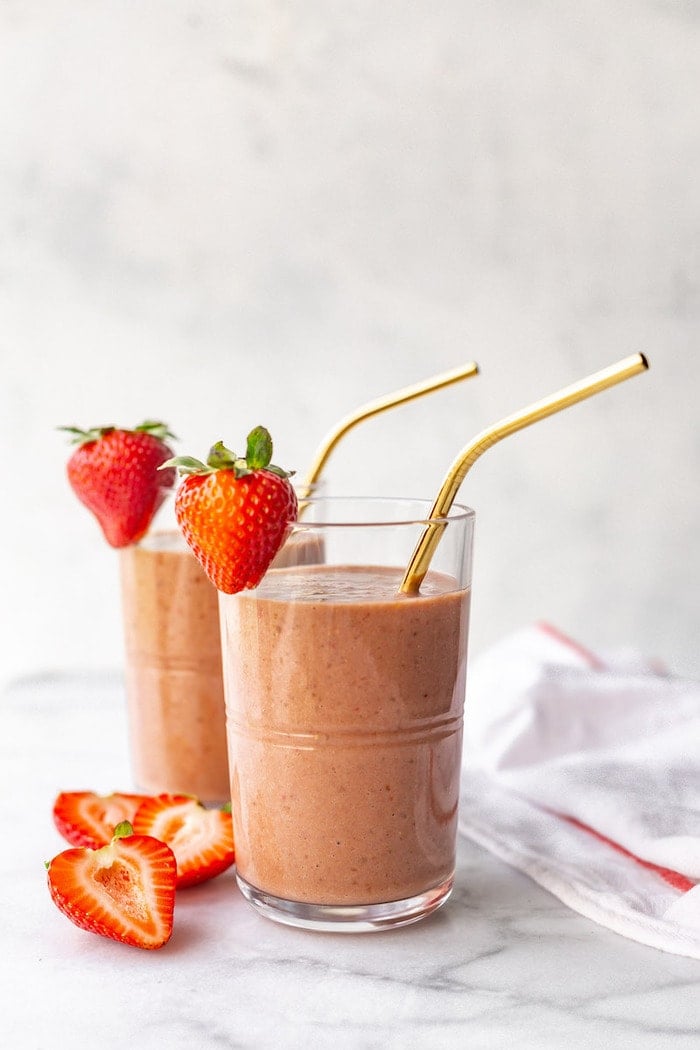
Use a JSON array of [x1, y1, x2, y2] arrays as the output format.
[[458, 623, 700, 959]]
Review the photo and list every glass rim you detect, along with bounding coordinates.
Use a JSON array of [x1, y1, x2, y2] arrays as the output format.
[[291, 496, 475, 529]]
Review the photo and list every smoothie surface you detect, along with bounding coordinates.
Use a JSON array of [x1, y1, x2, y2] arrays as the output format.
[[254, 563, 461, 604]]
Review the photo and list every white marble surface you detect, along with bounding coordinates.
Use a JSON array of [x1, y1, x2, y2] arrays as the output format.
[[3, 671, 699, 1049], [1, 0, 700, 692]]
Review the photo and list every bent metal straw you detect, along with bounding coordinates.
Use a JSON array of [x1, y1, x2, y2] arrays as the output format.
[[400, 353, 649, 595], [300, 361, 480, 495]]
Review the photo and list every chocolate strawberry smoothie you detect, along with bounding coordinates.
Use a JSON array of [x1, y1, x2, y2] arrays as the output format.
[[220, 564, 470, 908], [119, 531, 230, 803]]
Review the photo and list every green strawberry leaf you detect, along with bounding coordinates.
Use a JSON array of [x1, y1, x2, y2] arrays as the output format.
[[266, 464, 295, 479], [57, 425, 115, 445], [207, 441, 238, 470], [159, 455, 212, 476], [57, 425, 91, 439], [160, 428, 295, 482], [135, 420, 177, 441], [246, 426, 273, 470], [58, 421, 175, 445]]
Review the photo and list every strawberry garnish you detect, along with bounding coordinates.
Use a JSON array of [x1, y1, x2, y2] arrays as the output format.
[[162, 426, 298, 594], [53, 791, 152, 850], [132, 794, 235, 888], [46, 821, 176, 949], [60, 420, 176, 547]]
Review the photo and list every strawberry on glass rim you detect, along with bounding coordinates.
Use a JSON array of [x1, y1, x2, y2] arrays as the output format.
[[161, 426, 298, 594], [60, 420, 177, 548]]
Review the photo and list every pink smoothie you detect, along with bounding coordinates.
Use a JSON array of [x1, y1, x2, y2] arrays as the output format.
[[119, 532, 230, 803], [220, 564, 470, 906], [119, 529, 325, 804]]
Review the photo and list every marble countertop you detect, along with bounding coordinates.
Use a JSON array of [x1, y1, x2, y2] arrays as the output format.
[[3, 672, 698, 1050]]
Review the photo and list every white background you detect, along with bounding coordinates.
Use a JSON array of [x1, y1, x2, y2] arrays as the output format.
[[1, 0, 698, 687]]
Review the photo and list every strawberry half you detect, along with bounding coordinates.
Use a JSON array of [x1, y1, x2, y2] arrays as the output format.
[[60, 420, 177, 547], [161, 426, 298, 594], [132, 794, 235, 888], [53, 791, 152, 850], [46, 821, 176, 949]]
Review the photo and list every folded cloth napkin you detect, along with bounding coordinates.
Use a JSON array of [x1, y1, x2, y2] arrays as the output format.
[[458, 623, 700, 958]]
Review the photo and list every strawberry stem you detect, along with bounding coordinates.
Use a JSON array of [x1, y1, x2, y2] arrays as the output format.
[[113, 821, 134, 839]]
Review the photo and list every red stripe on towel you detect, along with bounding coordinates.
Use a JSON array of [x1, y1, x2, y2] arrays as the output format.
[[562, 814, 695, 893], [537, 623, 695, 893], [536, 622, 607, 670]]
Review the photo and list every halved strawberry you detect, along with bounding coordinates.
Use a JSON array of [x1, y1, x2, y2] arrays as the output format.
[[132, 794, 235, 888], [53, 791, 151, 849], [46, 821, 176, 950]]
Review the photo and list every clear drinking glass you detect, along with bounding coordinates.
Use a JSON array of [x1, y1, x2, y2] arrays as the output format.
[[219, 497, 475, 932], [118, 484, 324, 806], [119, 528, 230, 804]]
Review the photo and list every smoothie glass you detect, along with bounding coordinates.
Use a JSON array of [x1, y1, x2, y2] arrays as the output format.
[[219, 497, 475, 932], [118, 487, 325, 805], [119, 529, 229, 804]]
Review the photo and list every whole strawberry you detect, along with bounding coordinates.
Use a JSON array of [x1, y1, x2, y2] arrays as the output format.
[[61, 421, 176, 547], [163, 426, 298, 594]]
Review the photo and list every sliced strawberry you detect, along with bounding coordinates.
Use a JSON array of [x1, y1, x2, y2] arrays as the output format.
[[46, 821, 176, 949], [132, 794, 235, 888], [53, 791, 151, 849]]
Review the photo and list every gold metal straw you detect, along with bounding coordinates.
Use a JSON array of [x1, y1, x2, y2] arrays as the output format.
[[400, 353, 649, 594], [300, 361, 480, 495]]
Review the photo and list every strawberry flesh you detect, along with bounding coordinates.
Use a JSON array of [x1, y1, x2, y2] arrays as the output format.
[[132, 794, 235, 888]]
